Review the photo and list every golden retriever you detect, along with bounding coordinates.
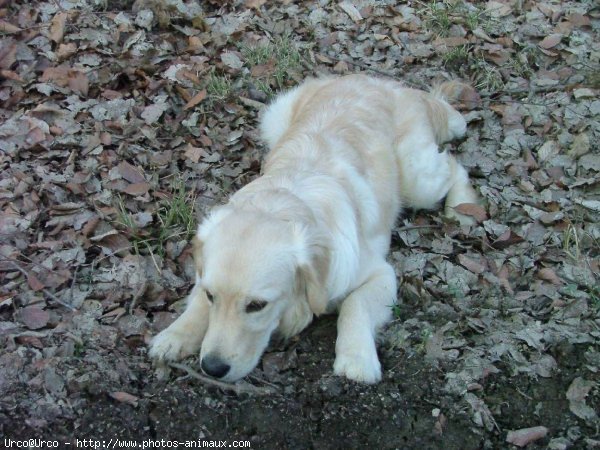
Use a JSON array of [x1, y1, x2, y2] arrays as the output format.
[[149, 74, 478, 383]]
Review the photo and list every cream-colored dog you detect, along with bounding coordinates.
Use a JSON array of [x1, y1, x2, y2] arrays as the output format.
[[149, 74, 478, 383]]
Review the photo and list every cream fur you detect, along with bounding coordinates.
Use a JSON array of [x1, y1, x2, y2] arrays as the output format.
[[149, 74, 479, 383]]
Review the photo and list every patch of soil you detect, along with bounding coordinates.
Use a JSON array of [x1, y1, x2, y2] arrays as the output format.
[[1, 0, 599, 448], [3, 315, 597, 449]]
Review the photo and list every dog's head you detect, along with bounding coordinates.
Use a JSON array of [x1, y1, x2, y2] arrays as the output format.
[[194, 203, 328, 382]]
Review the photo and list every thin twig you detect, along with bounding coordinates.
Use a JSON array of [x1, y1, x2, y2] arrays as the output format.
[[7, 260, 76, 311], [70, 263, 80, 303], [489, 84, 574, 96], [396, 224, 442, 232], [128, 278, 147, 315], [169, 363, 279, 396]]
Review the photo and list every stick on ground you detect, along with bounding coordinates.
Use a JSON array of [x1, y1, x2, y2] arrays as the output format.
[[169, 362, 279, 396]]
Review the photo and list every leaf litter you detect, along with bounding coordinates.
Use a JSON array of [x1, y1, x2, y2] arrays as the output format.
[[0, 0, 598, 448]]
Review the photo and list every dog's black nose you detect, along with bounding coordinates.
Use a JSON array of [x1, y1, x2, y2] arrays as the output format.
[[201, 355, 230, 378]]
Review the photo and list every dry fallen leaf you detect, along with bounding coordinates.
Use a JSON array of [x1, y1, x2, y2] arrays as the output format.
[[339, 1, 363, 22], [539, 34, 562, 49], [458, 254, 486, 274], [454, 203, 488, 223], [0, 20, 21, 33], [109, 391, 139, 407], [184, 144, 204, 163], [116, 161, 146, 184], [566, 377, 597, 421], [506, 426, 548, 447], [18, 306, 50, 330], [537, 267, 562, 285], [245, 0, 266, 8], [27, 273, 45, 291], [184, 89, 207, 110], [49, 12, 68, 43], [0, 41, 17, 70], [123, 182, 151, 196], [221, 52, 244, 70], [1, 0, 599, 441]]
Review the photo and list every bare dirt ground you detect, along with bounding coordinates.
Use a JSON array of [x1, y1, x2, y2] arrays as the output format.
[[1, 0, 599, 448]]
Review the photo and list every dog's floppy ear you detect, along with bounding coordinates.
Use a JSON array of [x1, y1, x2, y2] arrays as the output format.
[[193, 206, 230, 277], [293, 223, 329, 316], [191, 235, 203, 277], [298, 259, 328, 315], [279, 237, 329, 339]]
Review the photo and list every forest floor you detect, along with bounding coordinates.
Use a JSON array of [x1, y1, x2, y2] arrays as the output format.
[[0, 0, 599, 448]]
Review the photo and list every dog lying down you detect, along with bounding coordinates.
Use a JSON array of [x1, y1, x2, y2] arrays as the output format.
[[149, 74, 479, 384]]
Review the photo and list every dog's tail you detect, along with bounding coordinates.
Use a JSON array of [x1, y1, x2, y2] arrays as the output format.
[[425, 81, 478, 145]]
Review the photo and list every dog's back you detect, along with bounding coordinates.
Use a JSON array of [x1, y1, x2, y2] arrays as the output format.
[[260, 74, 475, 221]]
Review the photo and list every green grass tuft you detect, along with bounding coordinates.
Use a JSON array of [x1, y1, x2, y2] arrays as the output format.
[[206, 72, 233, 104], [241, 35, 302, 92], [114, 179, 196, 257]]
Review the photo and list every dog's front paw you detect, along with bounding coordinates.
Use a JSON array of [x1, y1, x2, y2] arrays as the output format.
[[333, 350, 382, 384], [445, 207, 477, 226], [148, 329, 200, 362]]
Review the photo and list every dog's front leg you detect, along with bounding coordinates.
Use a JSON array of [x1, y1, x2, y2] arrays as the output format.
[[333, 261, 396, 383], [149, 283, 209, 362]]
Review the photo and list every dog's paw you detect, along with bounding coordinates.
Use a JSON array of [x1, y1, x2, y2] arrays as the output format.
[[445, 207, 477, 226], [333, 350, 382, 384], [148, 329, 200, 362]]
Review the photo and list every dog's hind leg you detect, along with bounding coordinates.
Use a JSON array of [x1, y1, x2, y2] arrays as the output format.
[[333, 260, 396, 383], [396, 108, 479, 225], [149, 283, 209, 361]]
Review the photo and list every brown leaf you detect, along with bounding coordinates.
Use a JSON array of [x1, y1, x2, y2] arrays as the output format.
[[0, 20, 21, 33], [57, 42, 77, 60], [339, 1, 363, 22], [539, 211, 563, 225], [15, 335, 44, 348], [49, 12, 67, 43], [458, 85, 481, 110], [0, 69, 23, 82], [0, 41, 17, 70], [506, 426, 548, 447], [245, 0, 266, 8], [433, 37, 470, 49], [19, 306, 50, 330], [27, 272, 45, 291], [68, 70, 90, 97], [123, 182, 150, 196], [250, 62, 275, 78], [537, 268, 562, 285], [117, 161, 145, 184], [40, 67, 68, 84], [485, 1, 512, 18], [188, 36, 204, 52], [183, 89, 207, 110], [567, 13, 591, 28], [458, 254, 486, 274], [454, 203, 488, 223], [539, 34, 562, 49], [109, 391, 139, 407], [100, 132, 112, 146], [184, 144, 204, 163], [333, 60, 349, 73], [492, 230, 523, 249], [566, 378, 597, 421]]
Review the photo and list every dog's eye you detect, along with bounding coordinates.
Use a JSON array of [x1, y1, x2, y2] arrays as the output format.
[[205, 291, 214, 304], [245, 300, 268, 313]]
